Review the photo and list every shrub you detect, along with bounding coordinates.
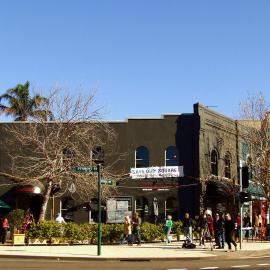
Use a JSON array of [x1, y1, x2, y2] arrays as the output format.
[[108, 223, 123, 243], [141, 222, 163, 242], [8, 209, 25, 233], [63, 222, 82, 242], [25, 221, 172, 244], [26, 221, 62, 240], [172, 220, 183, 236]]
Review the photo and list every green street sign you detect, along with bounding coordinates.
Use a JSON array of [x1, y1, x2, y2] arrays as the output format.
[[72, 166, 98, 173], [100, 179, 115, 186]]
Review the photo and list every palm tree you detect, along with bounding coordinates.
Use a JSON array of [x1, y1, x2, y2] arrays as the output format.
[[0, 81, 51, 121]]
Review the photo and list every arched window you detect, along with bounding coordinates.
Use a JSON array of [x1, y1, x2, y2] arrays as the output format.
[[224, 152, 231, 179], [165, 146, 179, 166], [62, 147, 75, 166], [91, 146, 105, 165], [211, 150, 218, 176], [135, 146, 149, 168]]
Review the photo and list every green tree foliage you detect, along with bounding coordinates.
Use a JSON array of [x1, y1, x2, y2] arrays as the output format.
[[0, 81, 50, 121]]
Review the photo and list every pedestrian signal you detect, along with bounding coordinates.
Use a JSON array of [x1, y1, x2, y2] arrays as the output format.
[[239, 191, 251, 204]]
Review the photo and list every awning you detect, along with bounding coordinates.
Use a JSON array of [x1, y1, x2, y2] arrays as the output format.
[[246, 182, 266, 200], [13, 185, 43, 195], [206, 180, 239, 198], [0, 199, 11, 209]]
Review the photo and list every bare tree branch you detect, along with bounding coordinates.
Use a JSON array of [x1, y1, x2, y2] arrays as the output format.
[[1, 88, 121, 221]]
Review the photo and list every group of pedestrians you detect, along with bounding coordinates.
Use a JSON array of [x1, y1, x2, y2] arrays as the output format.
[[187, 210, 238, 252], [119, 210, 265, 251], [120, 212, 141, 246], [120, 210, 239, 252]]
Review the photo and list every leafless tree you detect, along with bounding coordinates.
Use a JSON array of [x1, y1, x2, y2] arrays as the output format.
[[1, 89, 122, 221], [238, 91, 270, 202]]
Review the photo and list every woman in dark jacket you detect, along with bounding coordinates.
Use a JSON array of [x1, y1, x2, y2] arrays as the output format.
[[224, 213, 237, 252]]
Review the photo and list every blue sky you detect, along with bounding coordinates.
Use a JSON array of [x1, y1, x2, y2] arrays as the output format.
[[1, 0, 270, 121]]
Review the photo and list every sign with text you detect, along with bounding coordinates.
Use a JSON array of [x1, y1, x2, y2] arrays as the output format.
[[130, 166, 184, 179], [100, 179, 115, 186], [72, 166, 98, 173]]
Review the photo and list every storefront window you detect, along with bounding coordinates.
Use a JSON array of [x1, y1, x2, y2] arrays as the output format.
[[61, 197, 75, 222]]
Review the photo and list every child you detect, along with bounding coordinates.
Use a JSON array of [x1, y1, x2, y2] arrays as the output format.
[[121, 215, 132, 245]]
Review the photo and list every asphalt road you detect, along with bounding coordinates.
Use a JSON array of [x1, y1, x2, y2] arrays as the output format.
[[1, 256, 270, 270]]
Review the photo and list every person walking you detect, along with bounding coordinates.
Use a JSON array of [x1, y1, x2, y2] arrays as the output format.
[[198, 212, 207, 246], [253, 212, 260, 239], [165, 215, 173, 244], [132, 212, 141, 245], [1, 216, 9, 244], [23, 209, 34, 232], [243, 212, 251, 239], [121, 215, 132, 245], [224, 213, 237, 252], [235, 213, 241, 242], [214, 212, 224, 249], [183, 212, 193, 243]]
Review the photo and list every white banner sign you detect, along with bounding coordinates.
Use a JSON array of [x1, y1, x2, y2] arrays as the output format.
[[130, 166, 184, 179]]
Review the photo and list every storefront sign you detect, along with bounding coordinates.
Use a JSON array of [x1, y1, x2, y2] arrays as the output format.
[[130, 166, 184, 179]]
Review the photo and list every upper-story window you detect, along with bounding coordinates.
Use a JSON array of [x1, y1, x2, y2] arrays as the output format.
[[165, 146, 179, 166], [135, 146, 149, 168], [224, 152, 231, 179], [211, 150, 218, 176], [91, 146, 105, 165]]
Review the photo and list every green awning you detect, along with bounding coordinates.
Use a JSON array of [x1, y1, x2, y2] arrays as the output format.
[[0, 199, 11, 209], [246, 182, 266, 199]]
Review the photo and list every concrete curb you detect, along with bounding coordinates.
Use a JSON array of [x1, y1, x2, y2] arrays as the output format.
[[0, 254, 214, 261]]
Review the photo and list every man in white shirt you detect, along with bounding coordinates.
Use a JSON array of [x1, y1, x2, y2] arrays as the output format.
[[55, 213, 66, 224]]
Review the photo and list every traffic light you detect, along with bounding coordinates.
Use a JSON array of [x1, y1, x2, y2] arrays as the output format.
[[239, 191, 251, 204], [242, 165, 249, 188]]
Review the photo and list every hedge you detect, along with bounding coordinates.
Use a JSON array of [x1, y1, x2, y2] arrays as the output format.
[[25, 220, 185, 244]]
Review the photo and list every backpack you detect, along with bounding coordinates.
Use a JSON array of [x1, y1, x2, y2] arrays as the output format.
[[182, 242, 196, 249]]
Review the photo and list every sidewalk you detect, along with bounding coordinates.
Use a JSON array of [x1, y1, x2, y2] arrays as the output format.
[[0, 241, 270, 261]]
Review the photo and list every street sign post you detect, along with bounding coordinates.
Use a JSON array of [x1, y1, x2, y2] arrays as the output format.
[[72, 166, 98, 173], [72, 164, 101, 256], [97, 164, 101, 256]]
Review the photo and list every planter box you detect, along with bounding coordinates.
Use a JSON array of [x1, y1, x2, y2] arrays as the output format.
[[13, 234, 25, 245], [28, 238, 47, 245]]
